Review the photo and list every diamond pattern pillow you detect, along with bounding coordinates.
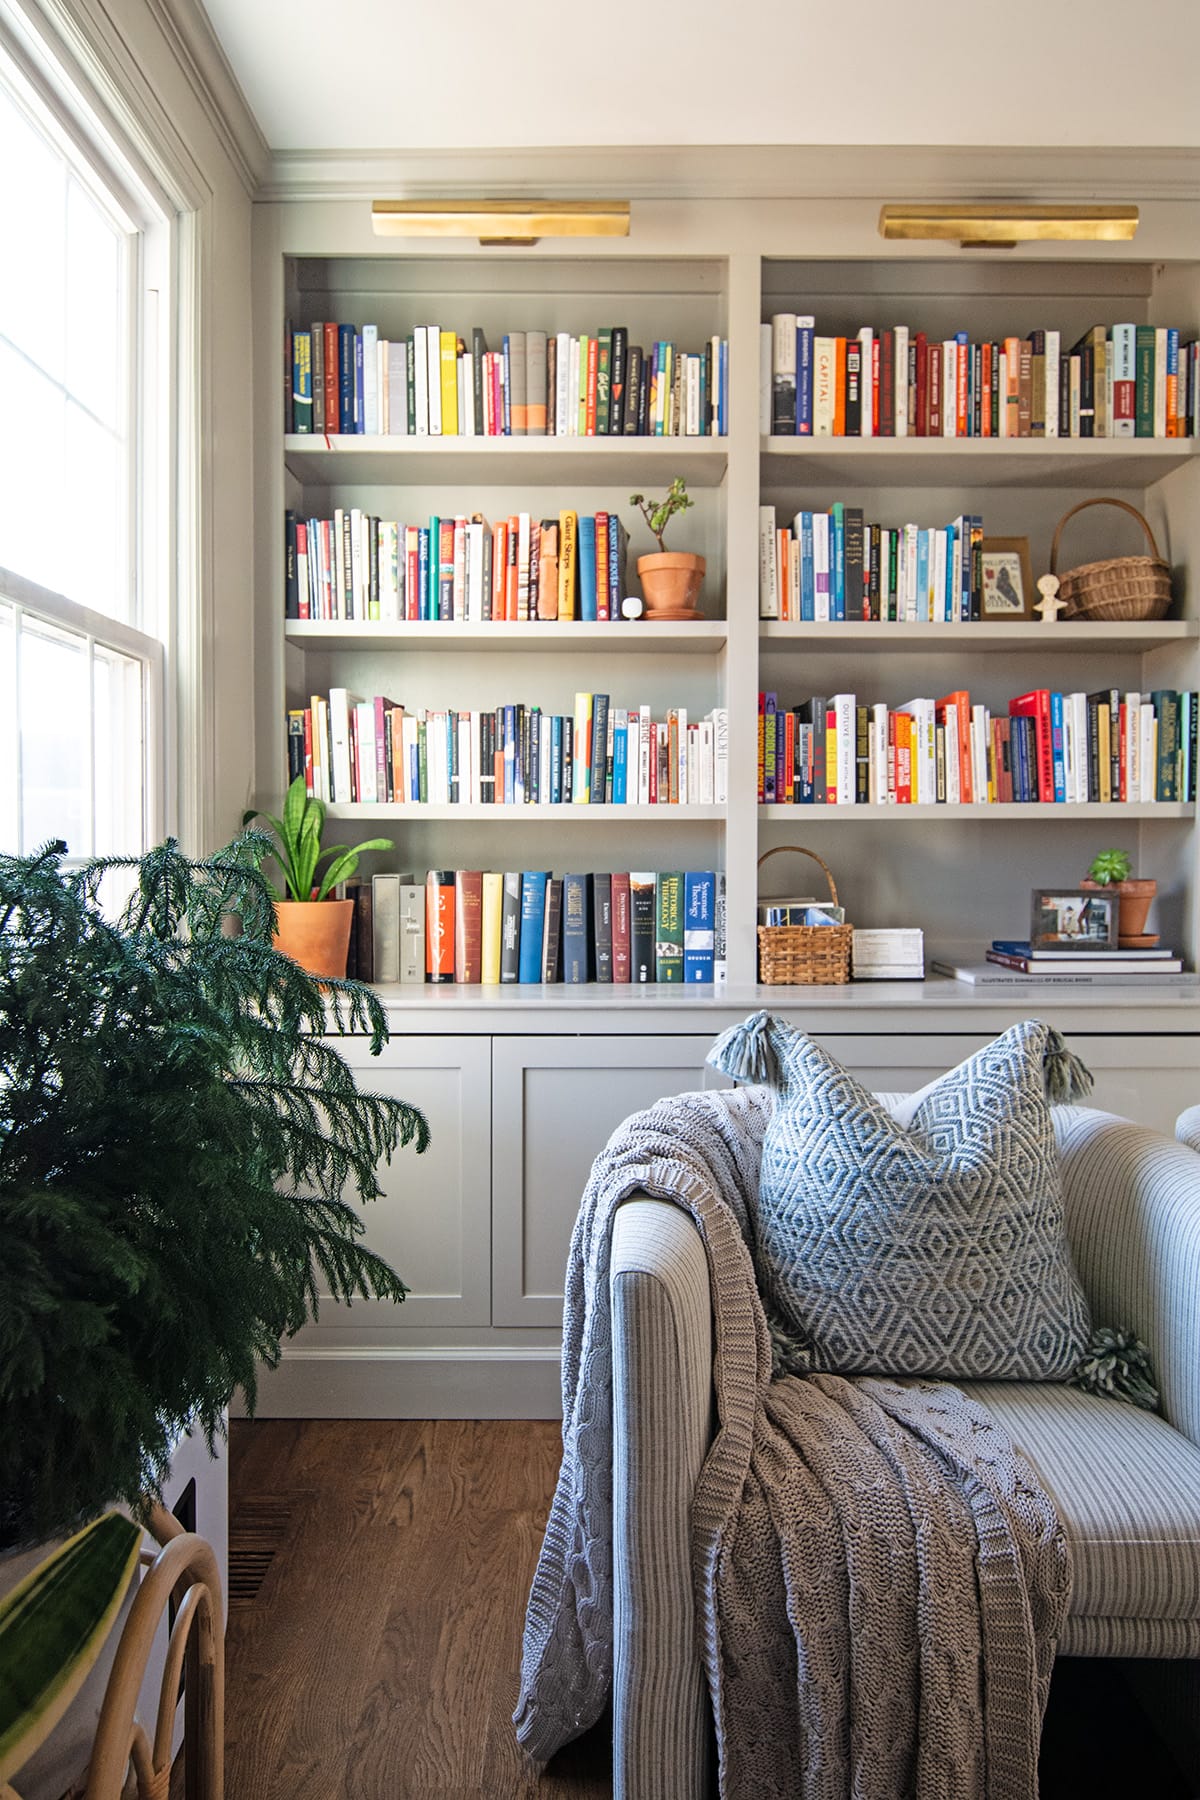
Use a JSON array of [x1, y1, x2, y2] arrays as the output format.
[[708, 1013, 1093, 1380]]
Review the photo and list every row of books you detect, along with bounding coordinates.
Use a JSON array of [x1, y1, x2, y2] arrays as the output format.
[[759, 506, 983, 623], [291, 694, 730, 808], [284, 507, 633, 624], [758, 688, 1199, 805], [934, 950, 1196, 988], [764, 316, 1200, 439], [346, 868, 728, 985], [286, 323, 730, 438]]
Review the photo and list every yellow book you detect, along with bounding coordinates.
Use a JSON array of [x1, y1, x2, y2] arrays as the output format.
[[480, 871, 504, 984], [558, 509, 578, 620], [572, 692, 593, 802], [439, 330, 459, 437]]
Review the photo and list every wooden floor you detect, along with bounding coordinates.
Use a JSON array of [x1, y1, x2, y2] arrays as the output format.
[[225, 1418, 610, 1799], [226, 1418, 1191, 1800]]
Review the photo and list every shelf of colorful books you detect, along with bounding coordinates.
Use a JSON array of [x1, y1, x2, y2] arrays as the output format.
[[324, 802, 726, 822], [759, 801, 1194, 822], [284, 434, 729, 489], [759, 620, 1198, 652], [284, 620, 728, 653], [758, 436, 1200, 490]]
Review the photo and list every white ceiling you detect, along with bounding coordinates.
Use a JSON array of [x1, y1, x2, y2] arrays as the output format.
[[199, 0, 1200, 154]]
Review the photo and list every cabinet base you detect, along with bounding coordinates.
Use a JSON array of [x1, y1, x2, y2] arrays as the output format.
[[240, 1346, 564, 1420]]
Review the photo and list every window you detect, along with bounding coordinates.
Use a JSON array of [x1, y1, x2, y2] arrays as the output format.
[[0, 47, 167, 859]]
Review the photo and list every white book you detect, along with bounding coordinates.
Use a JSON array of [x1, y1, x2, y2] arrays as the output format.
[[900, 697, 936, 804], [812, 512, 831, 621], [1154, 327, 1168, 436], [832, 693, 857, 804], [466, 518, 484, 622], [1111, 323, 1136, 438], [698, 719, 714, 805], [942, 701, 961, 805], [712, 708, 729, 805], [625, 711, 640, 806], [638, 703, 653, 804], [387, 341, 408, 436], [372, 874, 401, 984], [568, 336, 581, 437], [858, 327, 874, 437], [676, 707, 688, 803], [457, 355, 469, 439], [942, 339, 957, 437], [378, 520, 397, 621], [451, 516, 467, 621], [399, 884, 425, 983], [413, 326, 429, 435], [1124, 691, 1141, 801], [813, 337, 836, 436], [758, 506, 779, 618], [894, 325, 910, 437], [903, 522, 919, 621], [1140, 700, 1156, 800], [426, 324, 442, 435], [458, 714, 474, 805], [870, 702, 889, 804], [312, 696, 329, 802], [932, 528, 948, 624], [686, 355, 700, 436], [971, 704, 990, 804], [555, 330, 571, 434], [377, 338, 388, 433], [1044, 330, 1060, 438], [352, 699, 376, 804], [361, 323, 378, 434]]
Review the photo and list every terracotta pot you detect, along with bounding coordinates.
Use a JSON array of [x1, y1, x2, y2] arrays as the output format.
[[273, 898, 354, 981], [1080, 875, 1157, 944], [636, 552, 705, 619]]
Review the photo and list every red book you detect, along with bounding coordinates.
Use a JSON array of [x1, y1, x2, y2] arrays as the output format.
[[505, 515, 520, 621], [425, 871, 456, 982], [915, 332, 929, 435], [1009, 690, 1054, 803], [595, 512, 609, 620], [491, 521, 507, 619], [871, 336, 881, 434], [453, 870, 483, 983], [611, 873, 631, 983], [928, 344, 943, 436], [832, 338, 847, 435], [935, 689, 973, 804], [323, 322, 338, 434], [405, 527, 420, 621]]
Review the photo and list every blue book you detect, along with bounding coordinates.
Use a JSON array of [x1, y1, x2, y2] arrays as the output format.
[[942, 526, 955, 622], [612, 715, 628, 803], [502, 704, 517, 804], [518, 871, 549, 983], [992, 940, 1035, 955], [578, 514, 598, 620], [354, 331, 364, 433], [830, 502, 845, 621], [417, 528, 431, 622], [915, 529, 929, 623], [719, 339, 729, 436], [561, 873, 591, 982], [799, 513, 815, 620], [426, 516, 440, 620], [1050, 692, 1067, 801], [683, 872, 716, 982], [796, 318, 814, 436], [337, 324, 356, 434]]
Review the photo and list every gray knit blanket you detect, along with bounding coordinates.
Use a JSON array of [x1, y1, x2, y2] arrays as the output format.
[[513, 1087, 1072, 1799]]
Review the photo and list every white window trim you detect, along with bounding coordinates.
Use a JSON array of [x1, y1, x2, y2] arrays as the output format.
[[0, 562, 165, 856]]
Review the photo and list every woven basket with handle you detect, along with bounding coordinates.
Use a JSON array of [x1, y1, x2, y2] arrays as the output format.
[[757, 845, 853, 985], [1049, 497, 1172, 622]]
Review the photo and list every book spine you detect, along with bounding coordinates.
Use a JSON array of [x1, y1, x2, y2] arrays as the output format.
[[683, 870, 715, 982], [499, 872, 522, 983], [561, 872, 591, 982], [654, 872, 684, 981], [425, 870, 455, 982]]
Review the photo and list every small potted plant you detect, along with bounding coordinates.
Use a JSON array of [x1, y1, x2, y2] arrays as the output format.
[[1082, 847, 1158, 943], [245, 775, 393, 979], [628, 477, 705, 619]]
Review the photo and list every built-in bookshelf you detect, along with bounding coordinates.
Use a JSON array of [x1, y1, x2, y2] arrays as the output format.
[[256, 224, 1200, 995]]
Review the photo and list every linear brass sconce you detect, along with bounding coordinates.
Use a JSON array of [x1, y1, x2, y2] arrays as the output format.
[[371, 199, 631, 247], [879, 204, 1139, 250]]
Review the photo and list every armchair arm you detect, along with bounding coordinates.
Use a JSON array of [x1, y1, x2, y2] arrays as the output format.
[[1176, 1105, 1200, 1154], [1054, 1105, 1200, 1449], [610, 1196, 714, 1800]]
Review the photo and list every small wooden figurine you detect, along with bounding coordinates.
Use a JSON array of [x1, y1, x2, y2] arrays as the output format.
[[1034, 573, 1066, 622]]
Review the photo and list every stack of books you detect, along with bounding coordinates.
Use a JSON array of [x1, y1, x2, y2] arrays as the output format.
[[851, 928, 925, 981], [933, 942, 1194, 987]]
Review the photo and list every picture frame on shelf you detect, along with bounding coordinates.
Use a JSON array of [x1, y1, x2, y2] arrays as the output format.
[[980, 537, 1034, 620], [1030, 888, 1118, 950]]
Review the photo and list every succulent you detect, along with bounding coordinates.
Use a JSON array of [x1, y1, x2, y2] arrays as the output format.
[[629, 477, 694, 553], [1087, 849, 1134, 886]]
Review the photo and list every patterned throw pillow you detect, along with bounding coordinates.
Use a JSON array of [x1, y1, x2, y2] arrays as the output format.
[[708, 1013, 1093, 1380]]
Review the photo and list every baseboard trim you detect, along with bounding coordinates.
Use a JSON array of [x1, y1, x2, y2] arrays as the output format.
[[237, 1346, 564, 1420]]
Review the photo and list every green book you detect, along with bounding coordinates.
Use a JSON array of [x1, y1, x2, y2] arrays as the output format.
[[1135, 325, 1156, 438], [655, 871, 684, 982], [1152, 689, 1180, 801], [596, 327, 612, 435]]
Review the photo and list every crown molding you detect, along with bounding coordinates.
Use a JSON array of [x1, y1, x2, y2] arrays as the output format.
[[260, 143, 1200, 206], [143, 0, 269, 196]]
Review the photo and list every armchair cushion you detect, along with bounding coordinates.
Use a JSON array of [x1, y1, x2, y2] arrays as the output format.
[[709, 1014, 1092, 1380]]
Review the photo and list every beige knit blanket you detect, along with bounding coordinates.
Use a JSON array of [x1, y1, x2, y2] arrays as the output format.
[[514, 1086, 1071, 1798]]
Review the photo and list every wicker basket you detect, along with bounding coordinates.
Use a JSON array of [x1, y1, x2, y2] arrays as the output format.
[[1049, 497, 1173, 622], [757, 846, 853, 986]]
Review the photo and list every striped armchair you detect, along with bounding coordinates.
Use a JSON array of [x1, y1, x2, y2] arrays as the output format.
[[609, 1105, 1200, 1800]]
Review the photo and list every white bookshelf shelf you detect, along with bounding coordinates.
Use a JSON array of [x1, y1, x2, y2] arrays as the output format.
[[759, 435, 1200, 490], [285, 619, 727, 653], [759, 801, 1194, 822], [284, 433, 728, 488], [760, 620, 1198, 652], [324, 803, 726, 822]]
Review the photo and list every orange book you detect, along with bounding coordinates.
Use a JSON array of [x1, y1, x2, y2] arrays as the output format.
[[425, 870, 455, 982], [490, 520, 508, 621], [1003, 335, 1021, 438], [935, 689, 973, 804], [537, 519, 559, 620], [832, 338, 847, 436], [894, 712, 912, 804]]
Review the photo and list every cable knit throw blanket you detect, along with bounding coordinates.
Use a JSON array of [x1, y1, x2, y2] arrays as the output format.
[[514, 1086, 1072, 1799]]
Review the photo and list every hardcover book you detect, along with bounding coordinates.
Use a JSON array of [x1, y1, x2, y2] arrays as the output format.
[[630, 872, 656, 982], [655, 872, 684, 982], [561, 872, 591, 983], [425, 870, 455, 982]]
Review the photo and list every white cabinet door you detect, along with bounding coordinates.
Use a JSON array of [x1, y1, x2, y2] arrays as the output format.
[[295, 1034, 492, 1337], [492, 1036, 731, 1328]]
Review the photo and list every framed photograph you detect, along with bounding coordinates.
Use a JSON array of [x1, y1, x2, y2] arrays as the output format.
[[1030, 888, 1118, 950], [980, 537, 1034, 620]]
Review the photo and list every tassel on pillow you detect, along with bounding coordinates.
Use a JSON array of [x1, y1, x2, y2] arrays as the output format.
[[1042, 1027, 1095, 1104], [708, 1010, 781, 1086]]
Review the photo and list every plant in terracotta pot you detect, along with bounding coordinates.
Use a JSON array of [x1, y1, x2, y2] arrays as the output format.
[[244, 775, 393, 979], [629, 477, 705, 619], [1082, 847, 1159, 944]]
